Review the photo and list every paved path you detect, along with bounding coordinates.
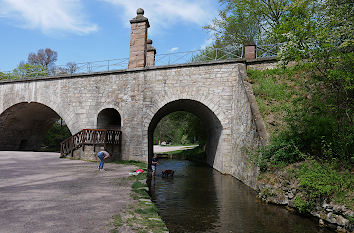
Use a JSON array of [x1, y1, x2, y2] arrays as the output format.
[[0, 151, 136, 233], [153, 145, 197, 153]]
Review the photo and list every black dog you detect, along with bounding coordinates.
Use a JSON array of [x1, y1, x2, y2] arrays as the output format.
[[161, 169, 174, 177]]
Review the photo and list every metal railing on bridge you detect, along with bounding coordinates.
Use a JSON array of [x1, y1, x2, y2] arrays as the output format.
[[256, 43, 283, 58], [60, 129, 122, 157], [1, 43, 280, 79]]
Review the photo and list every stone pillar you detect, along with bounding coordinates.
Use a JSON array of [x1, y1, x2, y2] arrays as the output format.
[[244, 42, 256, 60], [128, 8, 150, 69], [146, 39, 156, 67]]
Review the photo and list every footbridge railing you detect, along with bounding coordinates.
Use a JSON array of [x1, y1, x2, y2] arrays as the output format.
[[60, 129, 122, 157]]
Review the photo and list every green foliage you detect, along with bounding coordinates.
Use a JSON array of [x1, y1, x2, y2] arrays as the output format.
[[243, 0, 353, 212], [42, 122, 71, 151], [12, 63, 48, 78], [192, 41, 243, 62], [112, 160, 147, 170], [298, 160, 353, 201], [113, 213, 123, 227], [294, 195, 313, 214], [205, 0, 291, 46], [249, 64, 353, 167], [154, 111, 207, 146], [0, 72, 16, 80], [250, 71, 291, 101], [112, 172, 168, 233], [1, 64, 48, 80], [273, 1, 354, 153], [286, 100, 354, 160], [258, 135, 303, 171], [291, 160, 354, 211]]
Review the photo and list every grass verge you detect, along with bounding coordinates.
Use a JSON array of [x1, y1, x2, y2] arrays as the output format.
[[248, 66, 353, 220], [111, 160, 146, 170], [111, 162, 168, 233]]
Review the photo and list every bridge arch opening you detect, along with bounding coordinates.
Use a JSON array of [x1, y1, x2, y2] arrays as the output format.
[[148, 99, 223, 167], [97, 108, 121, 130], [0, 102, 70, 151]]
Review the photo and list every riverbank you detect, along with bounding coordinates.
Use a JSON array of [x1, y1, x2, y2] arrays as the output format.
[[110, 160, 168, 233], [256, 161, 353, 232], [247, 67, 354, 232]]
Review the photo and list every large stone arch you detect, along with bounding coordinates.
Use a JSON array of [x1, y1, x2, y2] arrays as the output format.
[[0, 101, 73, 151], [145, 89, 228, 128], [143, 94, 232, 173], [0, 84, 75, 135]]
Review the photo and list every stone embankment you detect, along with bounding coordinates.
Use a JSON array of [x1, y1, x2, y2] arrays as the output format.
[[257, 183, 354, 232]]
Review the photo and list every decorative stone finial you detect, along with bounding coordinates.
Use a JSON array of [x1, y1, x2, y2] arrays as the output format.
[[137, 8, 144, 15], [130, 8, 149, 26], [147, 39, 152, 44]]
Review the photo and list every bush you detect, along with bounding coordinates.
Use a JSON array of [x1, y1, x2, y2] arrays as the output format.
[[42, 122, 71, 151], [255, 133, 304, 171], [298, 160, 353, 201], [249, 65, 353, 169], [294, 195, 313, 214]]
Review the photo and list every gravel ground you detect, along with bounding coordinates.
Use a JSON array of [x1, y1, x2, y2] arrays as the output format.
[[0, 151, 136, 233]]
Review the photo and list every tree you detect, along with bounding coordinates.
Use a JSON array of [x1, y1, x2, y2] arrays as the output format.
[[268, 0, 354, 160], [28, 48, 58, 71], [12, 62, 48, 78], [205, 0, 291, 47], [66, 62, 79, 74], [153, 111, 207, 146]]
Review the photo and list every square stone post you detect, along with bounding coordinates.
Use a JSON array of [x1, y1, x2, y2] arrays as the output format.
[[244, 42, 256, 60], [146, 39, 156, 67], [128, 8, 150, 69]]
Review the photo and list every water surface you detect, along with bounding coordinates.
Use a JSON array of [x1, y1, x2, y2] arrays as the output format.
[[148, 159, 333, 233]]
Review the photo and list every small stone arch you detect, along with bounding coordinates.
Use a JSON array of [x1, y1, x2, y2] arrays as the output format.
[[97, 108, 122, 130], [0, 102, 72, 151]]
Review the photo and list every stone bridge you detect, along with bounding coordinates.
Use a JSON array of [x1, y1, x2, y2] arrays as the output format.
[[0, 9, 275, 188]]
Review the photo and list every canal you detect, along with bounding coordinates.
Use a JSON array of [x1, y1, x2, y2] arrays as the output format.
[[148, 159, 333, 233]]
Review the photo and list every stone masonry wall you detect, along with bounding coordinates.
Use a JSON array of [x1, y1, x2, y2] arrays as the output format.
[[0, 61, 261, 188]]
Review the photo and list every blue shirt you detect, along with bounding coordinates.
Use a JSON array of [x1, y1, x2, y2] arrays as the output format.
[[152, 157, 158, 166]]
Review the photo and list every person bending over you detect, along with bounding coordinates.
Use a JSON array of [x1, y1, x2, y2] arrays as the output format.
[[97, 150, 110, 171]]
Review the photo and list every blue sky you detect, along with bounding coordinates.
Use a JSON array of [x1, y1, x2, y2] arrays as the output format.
[[0, 0, 219, 71]]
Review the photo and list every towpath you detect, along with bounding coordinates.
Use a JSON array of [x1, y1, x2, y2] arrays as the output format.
[[153, 145, 197, 153], [0, 151, 136, 233]]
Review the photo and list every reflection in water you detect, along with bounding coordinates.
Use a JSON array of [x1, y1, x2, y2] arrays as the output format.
[[148, 159, 333, 233]]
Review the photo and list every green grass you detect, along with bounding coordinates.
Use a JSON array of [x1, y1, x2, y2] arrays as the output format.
[[112, 171, 168, 233], [249, 66, 353, 215], [111, 160, 147, 170], [297, 160, 353, 209], [247, 67, 307, 137], [113, 213, 123, 227]]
